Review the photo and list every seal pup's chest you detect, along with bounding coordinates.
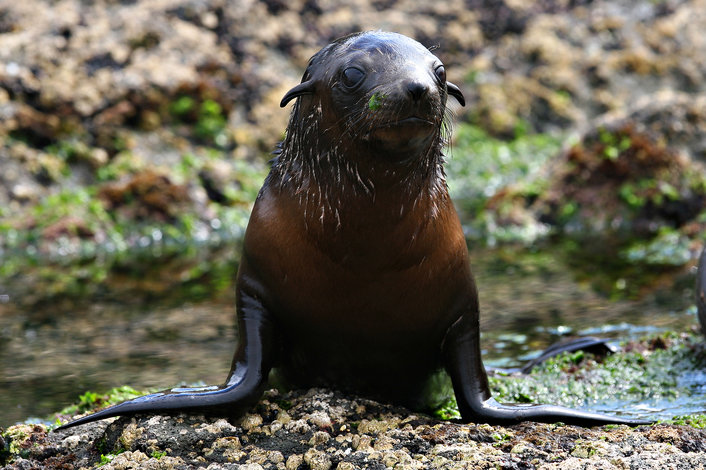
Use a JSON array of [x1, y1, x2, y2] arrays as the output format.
[[243, 188, 471, 341]]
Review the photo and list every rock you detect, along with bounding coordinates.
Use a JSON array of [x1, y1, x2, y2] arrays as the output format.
[[5, 389, 704, 469], [524, 88, 706, 252], [98, 170, 192, 222]]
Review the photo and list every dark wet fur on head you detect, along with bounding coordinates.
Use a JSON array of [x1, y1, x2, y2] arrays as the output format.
[[270, 32, 455, 223]]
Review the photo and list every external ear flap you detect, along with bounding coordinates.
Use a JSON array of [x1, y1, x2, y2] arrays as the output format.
[[446, 82, 465, 107], [280, 80, 316, 107]]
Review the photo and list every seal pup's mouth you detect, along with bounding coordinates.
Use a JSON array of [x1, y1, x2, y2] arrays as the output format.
[[380, 116, 435, 127], [368, 115, 436, 143], [363, 116, 438, 163]]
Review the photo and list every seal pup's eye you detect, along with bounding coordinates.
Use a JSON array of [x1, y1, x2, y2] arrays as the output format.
[[434, 65, 447, 84], [341, 67, 365, 88]]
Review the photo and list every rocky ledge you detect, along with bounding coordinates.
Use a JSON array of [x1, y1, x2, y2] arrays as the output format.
[[2, 389, 706, 470]]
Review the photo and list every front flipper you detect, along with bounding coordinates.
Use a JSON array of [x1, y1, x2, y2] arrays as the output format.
[[443, 315, 651, 426], [487, 336, 616, 375], [55, 280, 277, 431]]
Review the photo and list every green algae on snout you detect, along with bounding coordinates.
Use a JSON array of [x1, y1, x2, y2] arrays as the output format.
[[368, 93, 386, 111]]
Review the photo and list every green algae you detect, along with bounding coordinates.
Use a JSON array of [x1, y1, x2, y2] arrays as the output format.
[[368, 93, 386, 111], [1, 424, 45, 463], [58, 386, 144, 417], [667, 414, 706, 428], [488, 332, 706, 420], [97, 451, 123, 467], [51, 386, 159, 431], [428, 332, 706, 426], [598, 127, 632, 161], [447, 123, 563, 244]]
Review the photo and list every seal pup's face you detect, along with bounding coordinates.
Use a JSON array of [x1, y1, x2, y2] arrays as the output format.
[[281, 31, 465, 165]]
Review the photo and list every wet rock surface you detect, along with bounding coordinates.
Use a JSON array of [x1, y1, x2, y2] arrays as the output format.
[[3, 389, 706, 469]]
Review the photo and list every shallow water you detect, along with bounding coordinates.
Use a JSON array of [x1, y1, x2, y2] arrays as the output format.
[[0, 244, 702, 428]]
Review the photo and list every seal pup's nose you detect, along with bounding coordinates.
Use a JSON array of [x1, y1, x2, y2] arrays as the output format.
[[406, 81, 429, 102]]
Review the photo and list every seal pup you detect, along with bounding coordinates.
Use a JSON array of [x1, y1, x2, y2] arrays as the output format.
[[57, 31, 647, 430]]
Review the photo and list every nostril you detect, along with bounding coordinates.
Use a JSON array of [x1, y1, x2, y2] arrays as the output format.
[[406, 81, 429, 101]]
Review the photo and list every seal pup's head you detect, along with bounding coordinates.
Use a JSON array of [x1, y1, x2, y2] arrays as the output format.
[[280, 31, 464, 166], [274, 31, 465, 220]]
